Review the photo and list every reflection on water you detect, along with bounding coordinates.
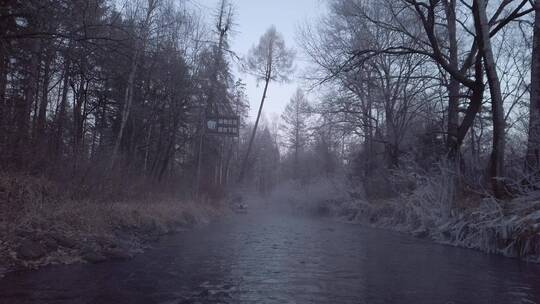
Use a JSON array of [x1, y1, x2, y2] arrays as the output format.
[[1, 210, 540, 304]]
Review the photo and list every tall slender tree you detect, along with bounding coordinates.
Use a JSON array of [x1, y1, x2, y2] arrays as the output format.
[[111, 0, 159, 168], [238, 26, 294, 182], [280, 88, 311, 177]]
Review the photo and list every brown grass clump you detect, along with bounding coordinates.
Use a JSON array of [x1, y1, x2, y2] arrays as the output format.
[[0, 173, 224, 276]]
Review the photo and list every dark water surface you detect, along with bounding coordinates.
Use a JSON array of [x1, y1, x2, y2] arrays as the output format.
[[2, 209, 540, 304]]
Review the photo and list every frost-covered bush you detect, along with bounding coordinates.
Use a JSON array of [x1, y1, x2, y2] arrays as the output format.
[[433, 193, 540, 261], [347, 160, 540, 261], [375, 159, 457, 229]]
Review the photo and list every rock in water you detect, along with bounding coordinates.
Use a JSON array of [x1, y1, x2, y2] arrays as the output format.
[[17, 239, 47, 260], [42, 236, 59, 251], [412, 228, 429, 239], [51, 234, 78, 249], [82, 251, 107, 263], [104, 248, 133, 260]]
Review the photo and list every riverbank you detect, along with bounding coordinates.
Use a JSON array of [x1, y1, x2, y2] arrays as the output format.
[[319, 194, 540, 262], [270, 178, 540, 262], [0, 174, 225, 278]]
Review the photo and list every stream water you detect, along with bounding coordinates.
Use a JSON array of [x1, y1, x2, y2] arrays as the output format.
[[1, 208, 540, 303]]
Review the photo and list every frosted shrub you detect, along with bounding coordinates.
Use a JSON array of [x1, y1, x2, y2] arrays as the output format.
[[386, 159, 458, 229]]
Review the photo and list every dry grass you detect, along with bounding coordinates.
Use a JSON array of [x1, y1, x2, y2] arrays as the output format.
[[0, 172, 224, 275], [324, 164, 540, 262]]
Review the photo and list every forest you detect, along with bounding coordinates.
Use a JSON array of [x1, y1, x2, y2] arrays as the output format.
[[287, 0, 540, 259], [0, 0, 251, 200], [2, 0, 540, 286]]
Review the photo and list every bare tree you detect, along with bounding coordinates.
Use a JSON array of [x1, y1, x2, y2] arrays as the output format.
[[111, 0, 159, 168], [472, 0, 507, 197], [238, 26, 295, 182]]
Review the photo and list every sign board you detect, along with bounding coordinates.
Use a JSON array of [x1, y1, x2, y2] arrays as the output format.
[[206, 116, 240, 137]]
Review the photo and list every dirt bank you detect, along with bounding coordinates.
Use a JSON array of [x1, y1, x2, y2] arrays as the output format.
[[0, 174, 225, 278]]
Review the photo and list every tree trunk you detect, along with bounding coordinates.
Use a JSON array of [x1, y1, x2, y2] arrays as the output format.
[[527, 1, 540, 180], [238, 76, 271, 182], [31, 47, 43, 141], [0, 47, 7, 163], [456, 55, 484, 148], [14, 41, 39, 169], [73, 77, 85, 162], [445, 0, 460, 156], [111, 51, 138, 166], [36, 50, 53, 157], [144, 124, 153, 173], [158, 135, 175, 181], [473, 0, 507, 198], [55, 58, 70, 159], [294, 101, 300, 177], [111, 0, 157, 168]]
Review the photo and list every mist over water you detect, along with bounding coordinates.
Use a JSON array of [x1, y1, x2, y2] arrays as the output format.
[[2, 0, 540, 303], [3, 203, 540, 304]]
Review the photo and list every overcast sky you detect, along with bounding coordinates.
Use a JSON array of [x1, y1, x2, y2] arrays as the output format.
[[191, 0, 326, 123]]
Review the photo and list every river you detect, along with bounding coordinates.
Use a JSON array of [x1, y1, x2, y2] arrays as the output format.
[[1, 208, 540, 303]]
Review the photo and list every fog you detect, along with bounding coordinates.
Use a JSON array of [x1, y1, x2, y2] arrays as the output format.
[[1, 0, 540, 303]]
